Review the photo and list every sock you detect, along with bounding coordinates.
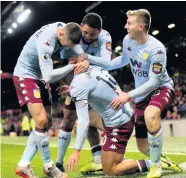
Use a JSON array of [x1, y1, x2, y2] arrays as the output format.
[[144, 159, 151, 170], [18, 131, 38, 167], [148, 128, 163, 165], [56, 130, 72, 165], [34, 130, 52, 164], [121, 159, 149, 175], [91, 144, 101, 164], [136, 160, 149, 172]]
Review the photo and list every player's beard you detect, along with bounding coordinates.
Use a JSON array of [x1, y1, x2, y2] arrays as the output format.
[[82, 37, 93, 45]]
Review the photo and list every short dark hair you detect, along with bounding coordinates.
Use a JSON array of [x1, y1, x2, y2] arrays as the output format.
[[65, 23, 82, 44], [82, 13, 102, 30]]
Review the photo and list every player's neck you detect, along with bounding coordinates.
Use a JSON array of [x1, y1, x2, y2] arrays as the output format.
[[135, 33, 149, 45]]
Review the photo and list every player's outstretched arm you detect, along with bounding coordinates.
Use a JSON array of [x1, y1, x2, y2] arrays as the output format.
[[66, 86, 90, 172], [110, 77, 160, 109]]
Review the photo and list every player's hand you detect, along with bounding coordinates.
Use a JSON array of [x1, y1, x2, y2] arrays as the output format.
[[56, 84, 70, 95], [69, 56, 78, 64], [74, 60, 89, 74], [110, 90, 130, 109], [76, 53, 88, 63], [66, 149, 80, 172]]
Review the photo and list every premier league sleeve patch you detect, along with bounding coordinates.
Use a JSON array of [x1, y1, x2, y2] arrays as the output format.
[[42, 53, 50, 61], [106, 42, 112, 51], [152, 62, 163, 74]]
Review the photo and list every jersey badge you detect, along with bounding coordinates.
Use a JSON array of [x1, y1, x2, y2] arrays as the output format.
[[152, 62, 162, 74], [33, 89, 41, 99], [106, 42, 112, 51], [142, 51, 149, 60], [93, 41, 98, 48]]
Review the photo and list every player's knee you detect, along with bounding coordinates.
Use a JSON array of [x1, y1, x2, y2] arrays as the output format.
[[144, 106, 160, 125], [34, 113, 47, 128], [137, 144, 146, 154], [61, 116, 76, 131], [103, 165, 117, 176]]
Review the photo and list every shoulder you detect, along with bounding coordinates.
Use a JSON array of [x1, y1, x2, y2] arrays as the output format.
[[98, 29, 112, 42], [148, 35, 166, 52], [123, 34, 133, 46], [70, 75, 88, 95]]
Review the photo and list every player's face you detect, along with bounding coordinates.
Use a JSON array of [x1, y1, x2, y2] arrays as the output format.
[[59, 36, 74, 47], [124, 15, 143, 40], [57, 28, 75, 47], [81, 24, 100, 44]]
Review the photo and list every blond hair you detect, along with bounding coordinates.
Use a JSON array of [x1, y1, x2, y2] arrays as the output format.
[[126, 9, 151, 32]]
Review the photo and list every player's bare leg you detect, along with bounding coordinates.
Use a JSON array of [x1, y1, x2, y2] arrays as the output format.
[[144, 105, 163, 178], [15, 103, 67, 178], [101, 150, 149, 176]]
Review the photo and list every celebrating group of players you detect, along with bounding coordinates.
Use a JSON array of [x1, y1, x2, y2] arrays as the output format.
[[13, 9, 182, 178]]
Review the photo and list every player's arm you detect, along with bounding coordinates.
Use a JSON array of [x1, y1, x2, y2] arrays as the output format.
[[70, 85, 90, 151], [37, 35, 74, 83], [107, 37, 129, 71], [87, 36, 112, 68], [66, 84, 90, 171]]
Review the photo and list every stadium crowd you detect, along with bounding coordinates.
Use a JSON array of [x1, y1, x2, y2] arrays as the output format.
[[1, 65, 186, 136]]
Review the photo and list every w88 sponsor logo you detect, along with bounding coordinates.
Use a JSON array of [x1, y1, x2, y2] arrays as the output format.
[[132, 68, 148, 77]]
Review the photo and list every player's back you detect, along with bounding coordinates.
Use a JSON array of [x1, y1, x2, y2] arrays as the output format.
[[14, 22, 64, 80], [70, 65, 133, 127]]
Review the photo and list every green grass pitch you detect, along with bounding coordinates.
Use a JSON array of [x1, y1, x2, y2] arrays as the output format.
[[1, 136, 186, 178]]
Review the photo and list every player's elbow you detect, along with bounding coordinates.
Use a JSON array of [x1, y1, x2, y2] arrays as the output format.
[[43, 75, 51, 84], [103, 60, 111, 68], [101, 58, 111, 69], [149, 78, 160, 90]]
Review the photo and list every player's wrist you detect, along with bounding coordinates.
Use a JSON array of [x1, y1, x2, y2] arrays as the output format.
[[127, 92, 132, 101]]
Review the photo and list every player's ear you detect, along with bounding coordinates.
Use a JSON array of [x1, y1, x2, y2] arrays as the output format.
[[57, 27, 64, 38], [80, 23, 84, 28], [139, 24, 144, 31]]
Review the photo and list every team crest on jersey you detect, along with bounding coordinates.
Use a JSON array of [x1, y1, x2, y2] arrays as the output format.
[[33, 89, 41, 98], [93, 41, 98, 48], [142, 51, 149, 60], [106, 42, 112, 51], [152, 62, 162, 74], [42, 53, 50, 61]]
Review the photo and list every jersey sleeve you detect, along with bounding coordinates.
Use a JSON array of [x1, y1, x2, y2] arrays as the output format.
[[149, 47, 167, 78], [87, 31, 112, 68], [71, 44, 85, 56], [70, 83, 90, 150], [107, 36, 129, 70], [36, 29, 55, 80]]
